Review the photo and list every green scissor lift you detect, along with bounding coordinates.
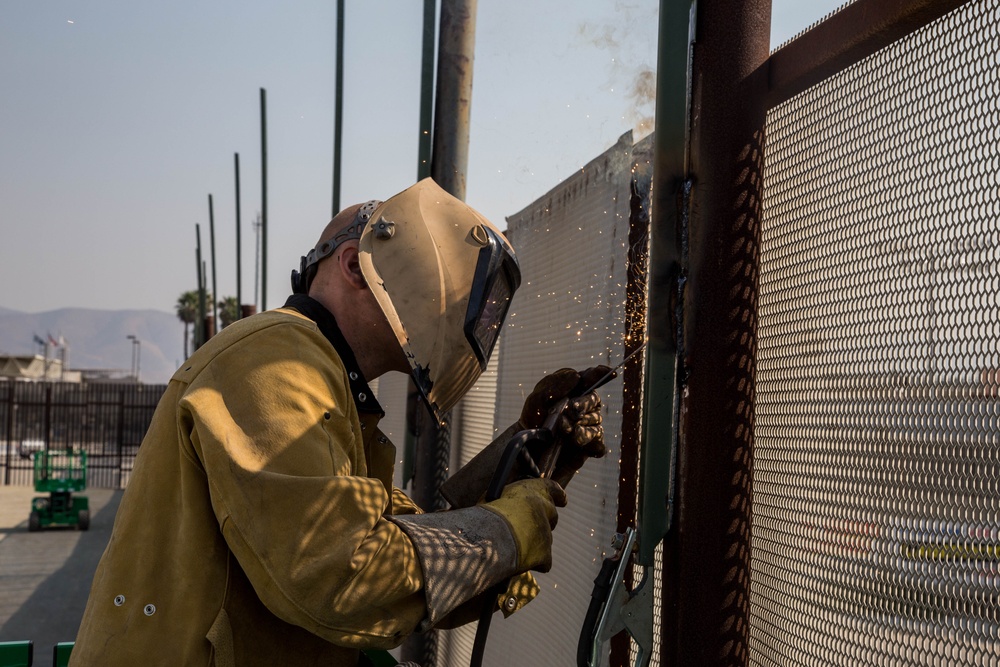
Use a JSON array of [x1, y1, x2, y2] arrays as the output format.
[[28, 450, 89, 532]]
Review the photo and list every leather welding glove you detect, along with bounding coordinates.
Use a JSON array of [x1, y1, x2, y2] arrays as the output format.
[[439, 366, 610, 509], [387, 478, 565, 629], [519, 366, 610, 487], [481, 477, 566, 572]]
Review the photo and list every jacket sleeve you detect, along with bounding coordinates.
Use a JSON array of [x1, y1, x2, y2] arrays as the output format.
[[181, 323, 426, 649]]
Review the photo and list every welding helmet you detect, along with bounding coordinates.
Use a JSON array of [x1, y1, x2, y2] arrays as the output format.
[[357, 178, 520, 418]]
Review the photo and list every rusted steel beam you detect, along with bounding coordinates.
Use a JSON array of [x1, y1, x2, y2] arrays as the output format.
[[662, 0, 771, 664], [768, 0, 969, 107]]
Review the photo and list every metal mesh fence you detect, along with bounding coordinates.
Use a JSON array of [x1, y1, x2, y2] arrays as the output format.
[[752, 1, 1000, 665], [0, 381, 165, 488]]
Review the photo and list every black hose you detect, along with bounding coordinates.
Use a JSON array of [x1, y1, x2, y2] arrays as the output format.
[[576, 557, 617, 667], [469, 429, 549, 667]]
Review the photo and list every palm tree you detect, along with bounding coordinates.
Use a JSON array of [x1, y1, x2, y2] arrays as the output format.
[[175, 291, 200, 357], [217, 296, 240, 329]]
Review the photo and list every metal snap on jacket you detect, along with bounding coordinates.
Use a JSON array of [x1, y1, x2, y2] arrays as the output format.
[[113, 595, 125, 607], [358, 392, 367, 402], [144, 604, 156, 616], [504, 596, 517, 612], [378, 435, 388, 444], [349, 372, 358, 380]]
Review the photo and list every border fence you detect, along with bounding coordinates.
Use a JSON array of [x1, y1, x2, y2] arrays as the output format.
[[416, 0, 1000, 664], [0, 381, 166, 489], [751, 1, 1000, 665], [1, 2, 996, 665]]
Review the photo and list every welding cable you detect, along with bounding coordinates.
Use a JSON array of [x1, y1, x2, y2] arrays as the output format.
[[469, 428, 549, 667]]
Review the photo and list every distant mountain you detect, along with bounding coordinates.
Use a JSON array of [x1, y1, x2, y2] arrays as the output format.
[[0, 307, 186, 385]]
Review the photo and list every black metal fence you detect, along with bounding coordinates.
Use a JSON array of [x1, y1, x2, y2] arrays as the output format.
[[0, 381, 166, 488]]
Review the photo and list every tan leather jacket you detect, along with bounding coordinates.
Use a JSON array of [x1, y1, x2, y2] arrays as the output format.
[[71, 306, 426, 666]]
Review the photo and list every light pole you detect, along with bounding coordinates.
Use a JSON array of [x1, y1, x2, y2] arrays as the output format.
[[126, 335, 141, 383]]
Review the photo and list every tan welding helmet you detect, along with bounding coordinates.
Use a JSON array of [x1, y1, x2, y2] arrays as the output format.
[[357, 178, 521, 419]]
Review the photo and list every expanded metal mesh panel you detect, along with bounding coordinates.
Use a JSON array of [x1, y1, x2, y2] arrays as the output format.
[[753, 2, 1000, 665]]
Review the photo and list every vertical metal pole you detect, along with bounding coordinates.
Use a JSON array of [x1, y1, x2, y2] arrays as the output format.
[[430, 0, 476, 199], [196, 224, 206, 350], [403, 3, 476, 664], [401, 0, 438, 493], [260, 88, 268, 312], [332, 0, 345, 217], [254, 214, 262, 310], [116, 387, 125, 462], [412, 0, 477, 515], [44, 384, 52, 452], [209, 194, 218, 334], [4, 386, 14, 485], [235, 153, 243, 317], [203, 260, 210, 341], [659, 0, 770, 664], [417, 0, 436, 181]]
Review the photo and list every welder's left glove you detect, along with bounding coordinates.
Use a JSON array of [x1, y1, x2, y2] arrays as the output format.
[[518, 366, 610, 487]]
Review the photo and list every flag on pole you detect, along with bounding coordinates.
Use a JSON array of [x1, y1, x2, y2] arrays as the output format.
[[48, 332, 58, 347], [33, 333, 46, 347]]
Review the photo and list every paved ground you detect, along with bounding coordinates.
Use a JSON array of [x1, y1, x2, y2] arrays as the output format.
[[0, 485, 122, 667]]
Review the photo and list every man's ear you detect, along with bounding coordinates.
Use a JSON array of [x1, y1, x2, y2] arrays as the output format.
[[339, 245, 368, 289]]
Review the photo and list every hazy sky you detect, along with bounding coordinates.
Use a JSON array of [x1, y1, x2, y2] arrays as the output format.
[[0, 0, 844, 315]]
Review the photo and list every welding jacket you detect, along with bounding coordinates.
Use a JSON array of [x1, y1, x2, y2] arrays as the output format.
[[70, 295, 535, 667]]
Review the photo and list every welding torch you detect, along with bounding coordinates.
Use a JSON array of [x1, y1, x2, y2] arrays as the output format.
[[469, 348, 644, 667]]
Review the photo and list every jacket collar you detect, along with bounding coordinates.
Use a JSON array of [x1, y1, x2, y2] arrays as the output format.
[[283, 294, 384, 416]]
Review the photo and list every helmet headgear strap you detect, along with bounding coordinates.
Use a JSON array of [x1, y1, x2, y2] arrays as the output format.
[[291, 200, 382, 294]]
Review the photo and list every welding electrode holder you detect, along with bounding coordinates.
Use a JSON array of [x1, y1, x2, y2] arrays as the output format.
[[470, 422, 554, 667], [471, 373, 616, 667]]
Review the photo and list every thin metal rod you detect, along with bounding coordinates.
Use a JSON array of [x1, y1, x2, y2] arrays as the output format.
[[254, 214, 261, 310], [234, 153, 242, 317], [260, 88, 268, 312], [195, 224, 205, 350], [209, 194, 218, 334], [202, 260, 209, 342], [332, 0, 345, 217], [417, 0, 436, 180]]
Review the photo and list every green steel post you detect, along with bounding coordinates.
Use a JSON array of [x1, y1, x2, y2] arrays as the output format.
[[639, 0, 697, 568], [417, 0, 435, 181], [402, 0, 438, 490]]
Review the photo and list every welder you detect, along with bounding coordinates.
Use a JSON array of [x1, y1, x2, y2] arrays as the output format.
[[71, 178, 606, 666]]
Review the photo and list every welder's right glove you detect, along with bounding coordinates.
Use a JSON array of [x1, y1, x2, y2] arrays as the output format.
[[519, 366, 610, 487], [439, 366, 611, 509]]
